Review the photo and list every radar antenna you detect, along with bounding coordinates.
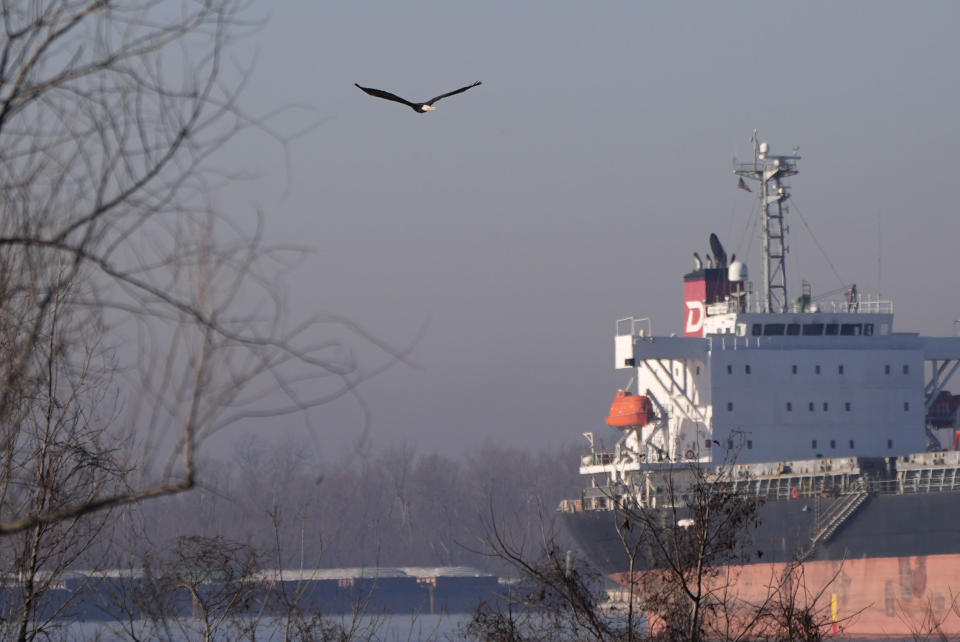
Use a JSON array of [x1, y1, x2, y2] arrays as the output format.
[[734, 131, 800, 313]]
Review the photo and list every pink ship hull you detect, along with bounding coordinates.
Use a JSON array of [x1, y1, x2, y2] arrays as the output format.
[[612, 554, 960, 638]]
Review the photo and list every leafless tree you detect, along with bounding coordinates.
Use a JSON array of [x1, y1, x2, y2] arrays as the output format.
[[0, 270, 127, 640], [101, 535, 260, 642], [624, 461, 763, 640], [744, 560, 842, 642], [0, 2, 407, 636], [894, 587, 960, 642], [471, 454, 844, 642], [0, 0, 398, 534], [470, 498, 632, 641], [166, 536, 260, 642]]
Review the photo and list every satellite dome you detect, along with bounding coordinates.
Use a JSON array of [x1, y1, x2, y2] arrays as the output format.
[[728, 260, 748, 283]]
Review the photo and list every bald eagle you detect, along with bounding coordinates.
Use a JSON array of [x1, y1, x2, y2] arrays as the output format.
[[354, 81, 481, 113]]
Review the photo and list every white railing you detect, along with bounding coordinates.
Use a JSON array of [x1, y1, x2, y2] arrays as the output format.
[[814, 295, 894, 314], [737, 288, 893, 315]]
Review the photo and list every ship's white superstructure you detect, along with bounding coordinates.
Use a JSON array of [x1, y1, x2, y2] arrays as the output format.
[[584, 134, 960, 477]]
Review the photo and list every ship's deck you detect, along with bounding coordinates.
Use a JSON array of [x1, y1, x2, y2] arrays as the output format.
[[563, 449, 960, 513]]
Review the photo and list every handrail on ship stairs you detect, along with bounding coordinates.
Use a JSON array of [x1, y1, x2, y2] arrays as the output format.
[[808, 490, 870, 551]]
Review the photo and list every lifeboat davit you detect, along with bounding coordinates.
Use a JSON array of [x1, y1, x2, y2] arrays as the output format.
[[606, 390, 654, 428]]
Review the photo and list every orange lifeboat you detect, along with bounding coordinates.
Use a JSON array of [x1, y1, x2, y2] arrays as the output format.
[[606, 390, 654, 428]]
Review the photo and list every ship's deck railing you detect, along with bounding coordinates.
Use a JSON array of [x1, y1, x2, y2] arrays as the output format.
[[816, 296, 894, 315], [705, 291, 895, 316], [562, 460, 960, 513], [739, 290, 893, 315], [725, 466, 960, 500], [881, 466, 960, 494], [581, 452, 616, 467]]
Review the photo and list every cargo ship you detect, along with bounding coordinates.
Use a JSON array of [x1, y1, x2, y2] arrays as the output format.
[[559, 133, 960, 638]]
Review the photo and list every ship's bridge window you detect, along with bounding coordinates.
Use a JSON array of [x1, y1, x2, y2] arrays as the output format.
[[841, 323, 862, 336], [825, 323, 840, 336], [802, 323, 823, 336], [751, 323, 762, 337], [763, 323, 785, 336], [864, 323, 874, 336], [786, 323, 801, 336]]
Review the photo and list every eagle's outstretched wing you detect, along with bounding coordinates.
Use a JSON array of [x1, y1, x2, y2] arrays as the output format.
[[424, 81, 482, 106], [355, 84, 416, 108]]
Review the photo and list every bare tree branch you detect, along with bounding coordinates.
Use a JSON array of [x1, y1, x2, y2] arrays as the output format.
[[0, 1, 398, 543]]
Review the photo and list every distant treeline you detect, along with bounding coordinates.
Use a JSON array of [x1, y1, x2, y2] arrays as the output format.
[[107, 438, 585, 573]]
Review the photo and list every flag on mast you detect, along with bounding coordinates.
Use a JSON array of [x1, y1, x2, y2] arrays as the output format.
[[737, 177, 752, 192]]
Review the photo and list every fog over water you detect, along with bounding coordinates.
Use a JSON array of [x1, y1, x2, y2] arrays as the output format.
[[213, 1, 960, 457]]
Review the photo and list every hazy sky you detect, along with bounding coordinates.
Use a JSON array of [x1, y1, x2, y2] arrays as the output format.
[[212, 1, 960, 457]]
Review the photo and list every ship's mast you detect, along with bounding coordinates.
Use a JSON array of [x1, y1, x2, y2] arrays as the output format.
[[734, 132, 800, 314]]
